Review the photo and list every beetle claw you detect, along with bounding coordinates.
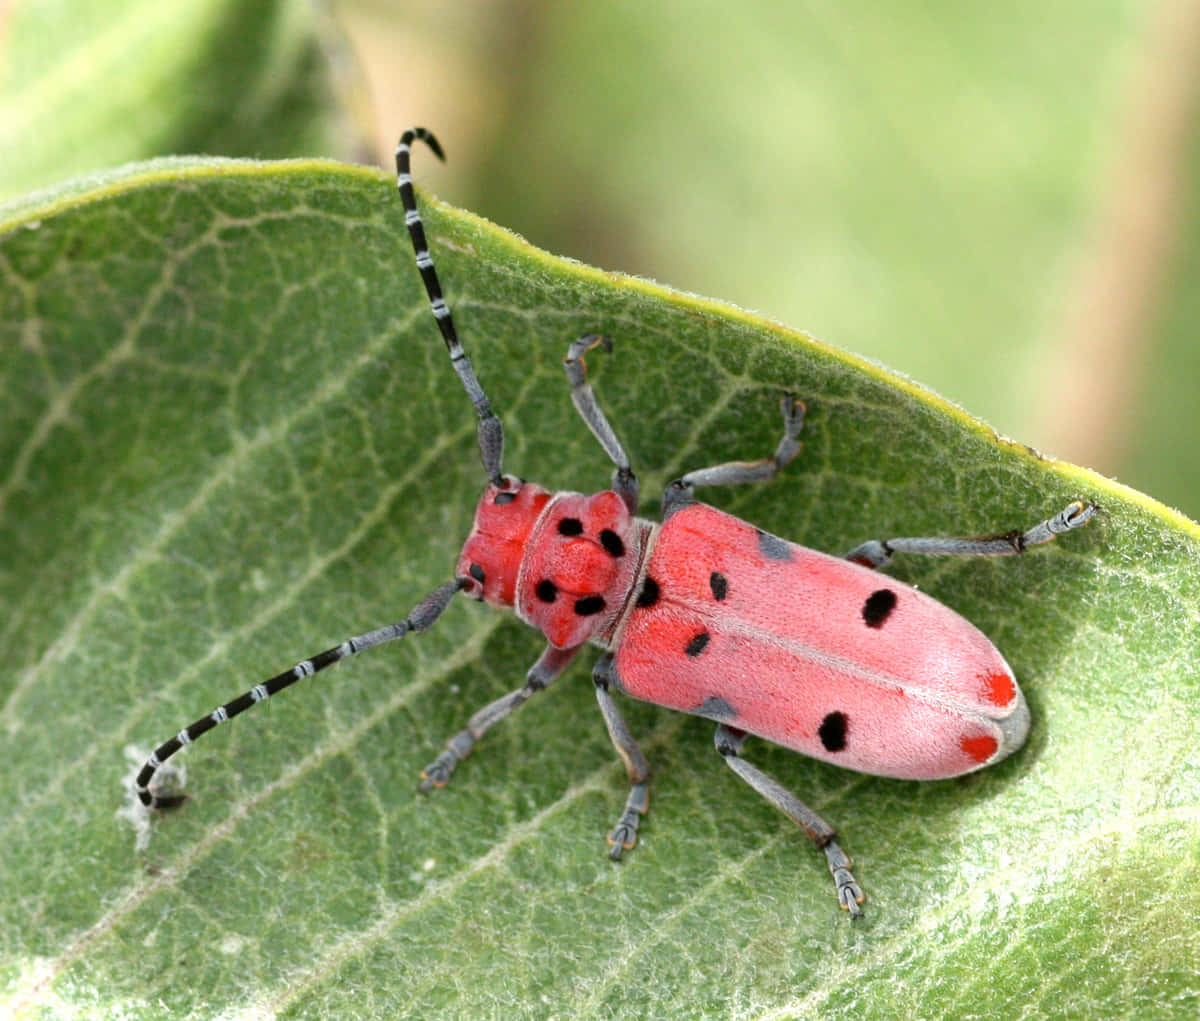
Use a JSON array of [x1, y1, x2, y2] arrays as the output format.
[[418, 756, 455, 792], [606, 818, 641, 860]]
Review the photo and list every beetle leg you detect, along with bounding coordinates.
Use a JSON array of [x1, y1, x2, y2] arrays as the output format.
[[592, 653, 651, 858], [714, 724, 865, 918], [844, 500, 1097, 569], [564, 334, 639, 514], [664, 395, 805, 517], [419, 644, 579, 791]]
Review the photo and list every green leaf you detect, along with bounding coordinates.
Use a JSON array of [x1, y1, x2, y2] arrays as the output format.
[[2, 159, 1197, 1020]]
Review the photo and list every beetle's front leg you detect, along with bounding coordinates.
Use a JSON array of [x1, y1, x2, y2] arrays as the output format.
[[419, 644, 579, 790], [563, 334, 639, 514]]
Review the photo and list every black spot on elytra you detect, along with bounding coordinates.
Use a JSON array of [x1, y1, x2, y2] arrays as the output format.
[[709, 571, 728, 601], [574, 595, 606, 616], [756, 529, 792, 561], [636, 577, 660, 608], [685, 631, 711, 657], [697, 695, 737, 721], [818, 711, 848, 752], [536, 579, 558, 603], [599, 529, 625, 557], [494, 491, 517, 505], [862, 588, 897, 629], [468, 563, 486, 583], [557, 517, 584, 536]]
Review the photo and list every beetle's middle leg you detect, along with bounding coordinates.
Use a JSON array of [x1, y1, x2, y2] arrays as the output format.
[[663, 395, 804, 516], [592, 653, 651, 858]]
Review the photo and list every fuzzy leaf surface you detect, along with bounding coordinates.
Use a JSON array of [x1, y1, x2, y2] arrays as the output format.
[[1, 160, 1196, 1020]]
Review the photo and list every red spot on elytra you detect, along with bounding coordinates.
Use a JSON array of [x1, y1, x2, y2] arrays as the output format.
[[960, 734, 999, 763], [982, 671, 1016, 707]]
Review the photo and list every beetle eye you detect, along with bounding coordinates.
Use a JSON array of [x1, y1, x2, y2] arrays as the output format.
[[494, 476, 523, 505]]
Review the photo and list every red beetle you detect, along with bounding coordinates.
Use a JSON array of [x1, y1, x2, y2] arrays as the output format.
[[136, 129, 1095, 915]]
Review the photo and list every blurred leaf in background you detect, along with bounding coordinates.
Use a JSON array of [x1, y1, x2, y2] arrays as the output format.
[[0, 0, 367, 201], [9, 0, 1195, 510], [340, 0, 1200, 520]]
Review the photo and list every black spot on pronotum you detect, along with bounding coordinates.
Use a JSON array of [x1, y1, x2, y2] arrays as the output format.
[[756, 529, 792, 561], [557, 517, 584, 536], [574, 595, 606, 616], [818, 711, 848, 752], [685, 631, 711, 657], [599, 529, 625, 557], [862, 588, 897, 629], [468, 563, 486, 583], [536, 579, 558, 603], [709, 571, 728, 601], [697, 695, 737, 721], [636, 577, 660, 608], [494, 491, 517, 505]]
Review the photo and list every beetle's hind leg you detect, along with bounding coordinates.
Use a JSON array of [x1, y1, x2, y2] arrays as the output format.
[[844, 500, 1096, 569], [714, 724, 865, 918]]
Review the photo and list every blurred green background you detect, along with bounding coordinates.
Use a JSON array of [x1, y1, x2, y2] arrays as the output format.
[[3, 0, 1199, 515]]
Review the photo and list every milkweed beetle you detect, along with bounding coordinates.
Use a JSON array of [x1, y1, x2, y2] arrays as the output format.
[[135, 128, 1096, 916]]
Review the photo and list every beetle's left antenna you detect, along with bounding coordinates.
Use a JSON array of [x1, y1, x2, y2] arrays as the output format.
[[135, 579, 466, 809], [396, 128, 504, 486]]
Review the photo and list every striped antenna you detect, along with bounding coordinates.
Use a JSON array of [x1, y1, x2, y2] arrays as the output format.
[[135, 580, 465, 808], [396, 128, 504, 485], [135, 132, 501, 810]]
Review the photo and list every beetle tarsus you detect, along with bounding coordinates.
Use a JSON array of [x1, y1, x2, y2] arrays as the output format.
[[824, 840, 865, 918], [418, 748, 460, 791], [605, 778, 649, 859], [419, 721, 479, 791], [606, 819, 639, 859]]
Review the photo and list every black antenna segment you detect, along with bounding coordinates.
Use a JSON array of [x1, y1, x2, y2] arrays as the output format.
[[395, 128, 504, 485]]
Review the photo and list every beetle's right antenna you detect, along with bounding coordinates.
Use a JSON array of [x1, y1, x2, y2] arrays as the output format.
[[396, 128, 504, 485]]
